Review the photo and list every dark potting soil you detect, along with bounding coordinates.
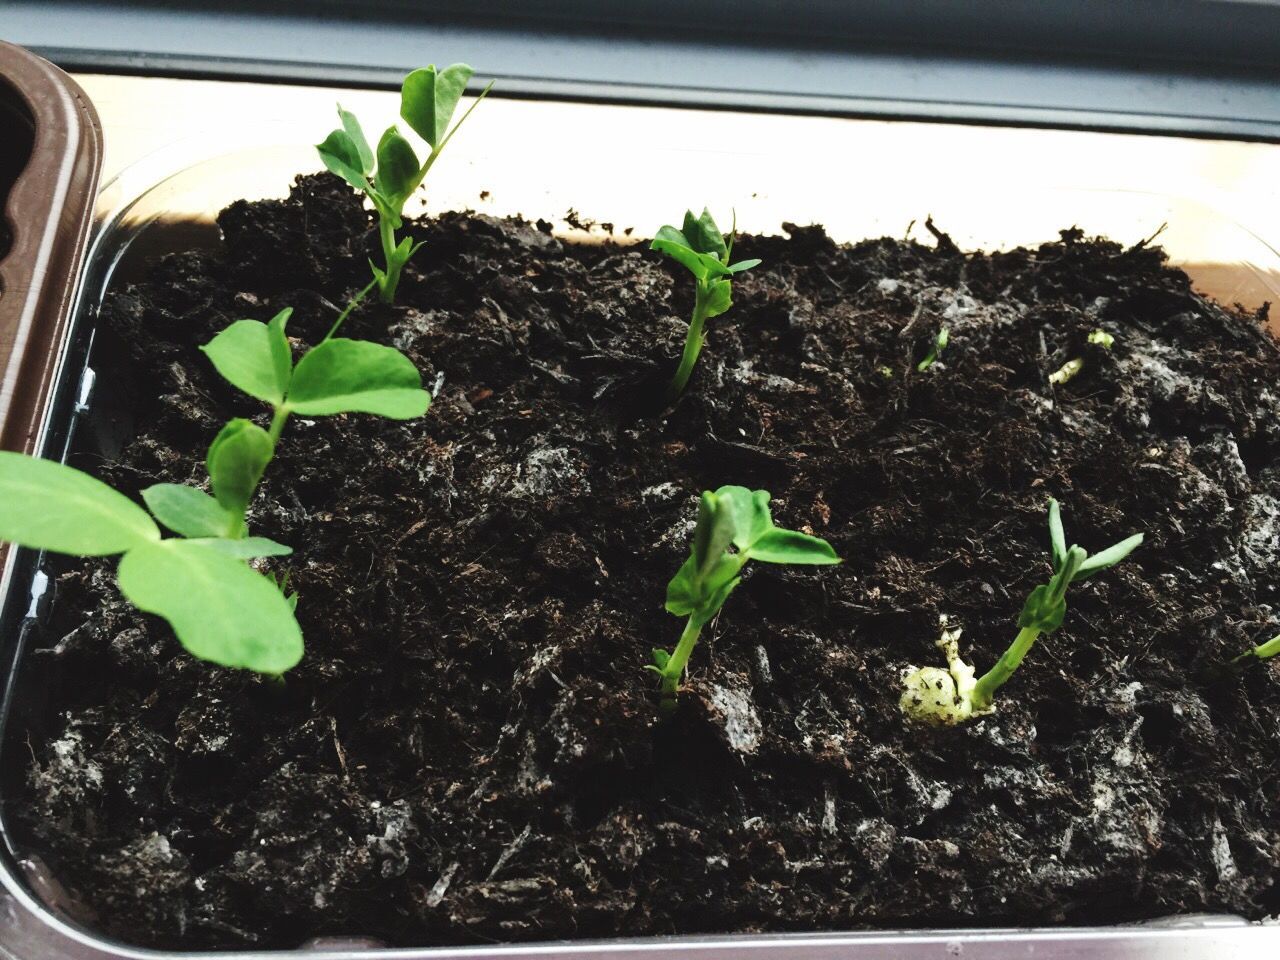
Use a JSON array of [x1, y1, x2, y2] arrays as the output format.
[[7, 174, 1280, 949]]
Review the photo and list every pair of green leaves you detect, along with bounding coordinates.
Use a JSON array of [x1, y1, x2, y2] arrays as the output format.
[[666, 485, 839, 628], [1020, 498, 1143, 632], [200, 307, 431, 420], [651, 209, 761, 318], [317, 64, 476, 220], [0, 452, 302, 674]]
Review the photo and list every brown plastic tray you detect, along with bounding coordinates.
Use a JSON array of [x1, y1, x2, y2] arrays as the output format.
[[0, 40, 101, 457]]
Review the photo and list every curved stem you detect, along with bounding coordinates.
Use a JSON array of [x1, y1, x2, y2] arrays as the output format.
[[377, 215, 402, 303], [972, 626, 1041, 709], [325, 278, 378, 342], [664, 282, 712, 405]]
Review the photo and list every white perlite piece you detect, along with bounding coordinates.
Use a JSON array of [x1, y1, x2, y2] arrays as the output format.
[[899, 618, 991, 725], [708, 684, 763, 753]]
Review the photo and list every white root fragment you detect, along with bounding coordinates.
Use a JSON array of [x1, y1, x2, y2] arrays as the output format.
[[899, 618, 991, 726]]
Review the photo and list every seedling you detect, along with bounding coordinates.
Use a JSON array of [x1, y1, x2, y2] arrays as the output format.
[[317, 64, 492, 303], [650, 485, 839, 710], [900, 498, 1142, 724], [0, 302, 432, 675], [1234, 631, 1280, 664], [916, 327, 950, 372], [651, 209, 761, 405], [1049, 328, 1114, 386]]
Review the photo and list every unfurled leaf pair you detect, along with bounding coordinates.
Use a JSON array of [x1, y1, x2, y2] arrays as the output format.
[[200, 308, 431, 421], [0, 452, 301, 674], [651, 209, 762, 404], [651, 485, 839, 709], [317, 63, 490, 303]]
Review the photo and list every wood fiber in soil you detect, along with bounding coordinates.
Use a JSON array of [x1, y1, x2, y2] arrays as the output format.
[[6, 175, 1280, 949]]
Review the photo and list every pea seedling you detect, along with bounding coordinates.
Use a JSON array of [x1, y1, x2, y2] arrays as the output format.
[[0, 301, 431, 675], [651, 209, 761, 405], [650, 485, 839, 710], [317, 63, 492, 303], [1049, 329, 1114, 386], [916, 327, 950, 372], [1234, 631, 1280, 664], [900, 498, 1142, 724]]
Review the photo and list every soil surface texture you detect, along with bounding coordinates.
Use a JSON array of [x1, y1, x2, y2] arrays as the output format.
[[7, 175, 1280, 949]]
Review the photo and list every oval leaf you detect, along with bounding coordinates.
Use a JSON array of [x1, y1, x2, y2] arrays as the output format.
[[287, 338, 431, 419], [142, 483, 232, 538], [375, 127, 419, 204], [1074, 533, 1144, 581], [747, 528, 840, 565], [337, 104, 374, 175], [186, 536, 293, 559], [0, 452, 159, 556], [117, 539, 303, 674], [401, 63, 475, 147], [714, 485, 772, 552], [201, 315, 292, 405], [682, 208, 728, 259], [703, 279, 733, 319], [207, 419, 274, 516], [316, 129, 371, 193]]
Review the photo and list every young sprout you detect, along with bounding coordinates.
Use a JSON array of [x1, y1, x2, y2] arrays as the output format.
[[317, 64, 492, 303], [900, 498, 1142, 724], [1234, 631, 1280, 664], [651, 209, 761, 405], [650, 485, 839, 711], [916, 327, 950, 372], [0, 298, 431, 675], [1049, 328, 1114, 386]]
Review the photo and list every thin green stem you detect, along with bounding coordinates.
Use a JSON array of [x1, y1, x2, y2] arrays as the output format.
[[377, 216, 402, 303], [659, 617, 703, 712], [972, 625, 1041, 709], [665, 282, 712, 406], [267, 406, 291, 449], [325, 278, 378, 342]]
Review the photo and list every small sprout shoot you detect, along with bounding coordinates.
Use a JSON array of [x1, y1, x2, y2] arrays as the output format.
[[1088, 329, 1115, 349], [650, 485, 839, 711], [916, 327, 950, 372], [651, 209, 761, 405], [877, 365, 894, 379], [1234, 631, 1280, 665], [1048, 357, 1085, 386], [900, 498, 1142, 725], [1049, 329, 1114, 386], [317, 64, 491, 303]]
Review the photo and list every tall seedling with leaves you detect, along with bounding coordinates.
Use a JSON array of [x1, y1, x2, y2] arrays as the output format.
[[652, 209, 761, 405], [0, 301, 431, 674], [317, 64, 491, 303]]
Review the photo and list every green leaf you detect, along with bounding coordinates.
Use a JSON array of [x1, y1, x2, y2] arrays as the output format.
[[1018, 583, 1067, 632], [665, 556, 698, 617], [714, 486, 772, 551], [1047, 498, 1067, 572], [652, 236, 710, 281], [201, 313, 293, 405], [186, 536, 293, 559], [692, 576, 741, 627], [692, 490, 737, 578], [748, 528, 841, 565], [0, 452, 159, 556], [400, 63, 475, 147], [316, 129, 371, 193], [727, 258, 761, 274], [337, 104, 374, 175], [682, 209, 728, 259], [206, 419, 274, 517], [703, 279, 733, 318], [142, 483, 232, 538], [287, 338, 431, 419], [375, 126, 420, 203], [1074, 533, 1143, 581], [651, 648, 672, 671], [117, 539, 303, 674]]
